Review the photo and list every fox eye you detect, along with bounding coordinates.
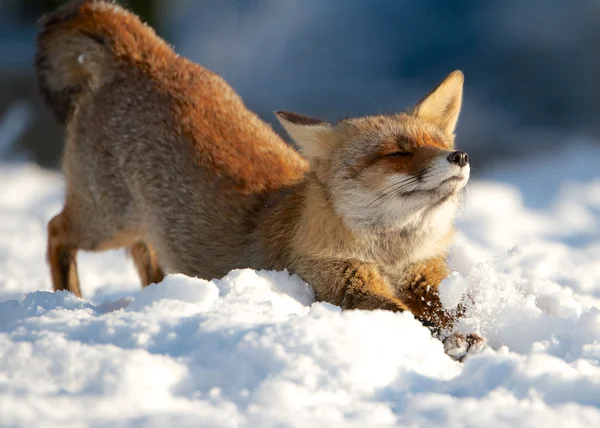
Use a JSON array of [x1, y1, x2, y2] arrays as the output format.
[[383, 151, 413, 157]]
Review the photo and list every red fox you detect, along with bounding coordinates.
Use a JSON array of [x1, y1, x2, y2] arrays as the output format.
[[36, 0, 483, 357]]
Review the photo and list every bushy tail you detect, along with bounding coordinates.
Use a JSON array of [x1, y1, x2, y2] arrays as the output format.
[[35, 0, 167, 124]]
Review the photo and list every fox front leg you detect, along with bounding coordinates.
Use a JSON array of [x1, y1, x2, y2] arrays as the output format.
[[296, 259, 409, 312], [395, 257, 485, 359], [395, 257, 454, 331]]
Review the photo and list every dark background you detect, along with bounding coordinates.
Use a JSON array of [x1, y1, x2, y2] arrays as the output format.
[[1, 0, 599, 169]]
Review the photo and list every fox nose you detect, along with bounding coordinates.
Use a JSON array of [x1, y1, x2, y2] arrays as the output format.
[[447, 151, 469, 168]]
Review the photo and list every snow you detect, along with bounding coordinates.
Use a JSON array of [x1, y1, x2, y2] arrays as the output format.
[[1, 142, 600, 427]]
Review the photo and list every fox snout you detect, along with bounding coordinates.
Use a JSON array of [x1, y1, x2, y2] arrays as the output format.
[[447, 151, 469, 168]]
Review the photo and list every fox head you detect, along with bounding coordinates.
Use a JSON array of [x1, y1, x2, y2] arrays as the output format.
[[276, 71, 468, 234]]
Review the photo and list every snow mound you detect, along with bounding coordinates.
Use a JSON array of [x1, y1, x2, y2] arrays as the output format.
[[1, 142, 600, 426]]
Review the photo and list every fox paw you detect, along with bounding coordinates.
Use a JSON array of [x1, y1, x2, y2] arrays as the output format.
[[443, 332, 485, 361]]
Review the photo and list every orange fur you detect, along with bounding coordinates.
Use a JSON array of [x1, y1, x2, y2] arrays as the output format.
[[36, 0, 482, 357]]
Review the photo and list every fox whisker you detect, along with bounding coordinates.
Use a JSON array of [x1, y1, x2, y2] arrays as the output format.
[[367, 178, 421, 208]]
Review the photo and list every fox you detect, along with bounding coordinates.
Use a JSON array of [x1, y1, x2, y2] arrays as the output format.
[[36, 0, 484, 358]]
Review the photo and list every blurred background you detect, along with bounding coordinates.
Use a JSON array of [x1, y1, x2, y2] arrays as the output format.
[[1, 0, 600, 169]]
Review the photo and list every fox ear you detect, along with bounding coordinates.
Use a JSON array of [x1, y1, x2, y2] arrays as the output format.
[[412, 70, 464, 137], [275, 111, 332, 159]]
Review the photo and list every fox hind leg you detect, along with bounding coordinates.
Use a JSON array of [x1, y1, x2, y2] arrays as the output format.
[[47, 211, 82, 297], [47, 204, 148, 297], [129, 241, 165, 287]]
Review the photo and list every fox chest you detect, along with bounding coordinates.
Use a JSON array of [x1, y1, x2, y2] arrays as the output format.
[[372, 228, 451, 282]]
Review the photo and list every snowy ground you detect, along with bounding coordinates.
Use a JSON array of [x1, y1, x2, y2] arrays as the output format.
[[1, 141, 600, 427]]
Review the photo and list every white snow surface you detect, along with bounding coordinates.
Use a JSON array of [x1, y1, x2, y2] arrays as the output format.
[[1, 142, 600, 427]]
